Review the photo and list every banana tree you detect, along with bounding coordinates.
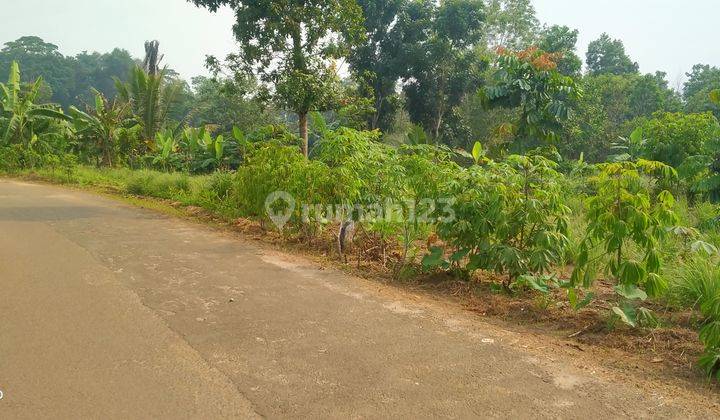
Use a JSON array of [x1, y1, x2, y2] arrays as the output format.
[[198, 131, 225, 171], [0, 61, 71, 147], [151, 129, 181, 171], [69, 90, 133, 167], [178, 126, 227, 173], [178, 126, 206, 171]]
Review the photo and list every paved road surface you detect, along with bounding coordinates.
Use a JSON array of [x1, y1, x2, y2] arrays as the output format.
[[0, 179, 716, 419]]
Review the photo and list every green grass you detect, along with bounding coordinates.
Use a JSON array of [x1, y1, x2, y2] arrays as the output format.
[[9, 165, 239, 220], [11, 164, 720, 314], [668, 257, 720, 309]]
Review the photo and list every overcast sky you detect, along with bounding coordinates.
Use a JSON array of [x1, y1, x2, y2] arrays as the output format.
[[534, 0, 720, 89], [2, 0, 719, 87]]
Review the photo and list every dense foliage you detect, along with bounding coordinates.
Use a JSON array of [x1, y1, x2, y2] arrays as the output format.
[[3, 0, 720, 380]]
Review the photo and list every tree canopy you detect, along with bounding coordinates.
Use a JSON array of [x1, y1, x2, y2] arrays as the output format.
[[0, 36, 136, 109], [585, 33, 639, 76], [188, 0, 365, 157]]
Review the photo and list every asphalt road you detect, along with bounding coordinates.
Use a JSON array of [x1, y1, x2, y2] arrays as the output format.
[[0, 179, 717, 419]]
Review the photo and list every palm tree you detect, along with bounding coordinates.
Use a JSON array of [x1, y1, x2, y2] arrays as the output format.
[[143, 40, 163, 76], [114, 41, 182, 147]]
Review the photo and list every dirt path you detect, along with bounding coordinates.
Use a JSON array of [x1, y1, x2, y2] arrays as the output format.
[[0, 179, 717, 419]]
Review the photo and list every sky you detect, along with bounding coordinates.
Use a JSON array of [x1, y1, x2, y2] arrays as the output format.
[[534, 0, 720, 88], [1, 0, 719, 87], [0, 0, 237, 79]]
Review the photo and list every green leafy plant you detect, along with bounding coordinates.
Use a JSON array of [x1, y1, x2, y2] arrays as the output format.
[[150, 130, 181, 171], [428, 154, 570, 290], [178, 126, 228, 173], [482, 47, 581, 152], [69, 90, 133, 167], [571, 159, 678, 326], [0, 61, 71, 159]]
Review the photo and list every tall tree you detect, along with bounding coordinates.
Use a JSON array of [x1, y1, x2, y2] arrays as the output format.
[[562, 72, 681, 162], [71, 48, 135, 105], [538, 25, 582, 77], [0, 36, 74, 108], [684, 64, 720, 119], [483, 0, 539, 49], [348, 0, 406, 131], [585, 33, 639, 76], [401, 0, 486, 143], [1, 37, 137, 109], [114, 41, 182, 144], [188, 0, 365, 157], [142, 41, 163, 76], [188, 75, 273, 134]]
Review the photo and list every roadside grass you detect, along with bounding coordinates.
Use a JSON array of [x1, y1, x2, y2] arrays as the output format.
[[6, 164, 720, 382], [13, 165, 720, 300], [8, 165, 248, 227], [667, 257, 720, 310]]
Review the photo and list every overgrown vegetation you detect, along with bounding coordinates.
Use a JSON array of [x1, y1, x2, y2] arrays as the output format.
[[3, 0, 720, 380]]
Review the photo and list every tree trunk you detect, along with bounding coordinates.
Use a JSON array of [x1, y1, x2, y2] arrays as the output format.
[[371, 94, 383, 130], [299, 112, 309, 158], [433, 110, 443, 143]]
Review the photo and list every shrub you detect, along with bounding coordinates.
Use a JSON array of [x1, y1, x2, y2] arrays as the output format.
[[669, 257, 720, 378], [233, 141, 339, 231], [427, 154, 570, 290], [641, 111, 719, 168]]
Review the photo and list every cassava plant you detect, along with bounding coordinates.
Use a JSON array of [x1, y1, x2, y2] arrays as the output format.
[[426, 152, 570, 291], [571, 159, 678, 326]]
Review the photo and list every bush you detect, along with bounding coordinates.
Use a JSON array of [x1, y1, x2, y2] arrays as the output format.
[[669, 257, 720, 378], [670, 257, 720, 308], [641, 111, 719, 168], [233, 141, 340, 230], [427, 154, 570, 290]]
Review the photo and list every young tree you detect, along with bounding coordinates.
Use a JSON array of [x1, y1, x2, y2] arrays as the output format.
[[69, 90, 132, 167], [483, 47, 580, 152], [188, 0, 365, 157], [0, 61, 71, 147], [585, 33, 639, 76]]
